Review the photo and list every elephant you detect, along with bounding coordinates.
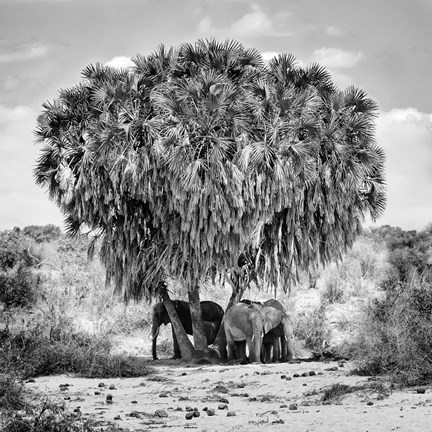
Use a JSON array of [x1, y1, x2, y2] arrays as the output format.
[[152, 300, 224, 360], [223, 302, 286, 363], [261, 299, 294, 363]]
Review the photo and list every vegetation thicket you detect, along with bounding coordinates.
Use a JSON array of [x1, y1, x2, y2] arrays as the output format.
[[1, 222, 431, 430], [33, 39, 385, 359]]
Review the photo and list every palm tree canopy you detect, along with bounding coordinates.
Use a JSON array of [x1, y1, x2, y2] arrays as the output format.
[[34, 39, 386, 300]]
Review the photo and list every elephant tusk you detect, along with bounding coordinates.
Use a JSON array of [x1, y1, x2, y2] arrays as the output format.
[[152, 328, 160, 340]]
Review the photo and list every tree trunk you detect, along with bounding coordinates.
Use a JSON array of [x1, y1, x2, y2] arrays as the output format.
[[161, 291, 194, 360], [188, 282, 207, 351], [211, 272, 246, 360]]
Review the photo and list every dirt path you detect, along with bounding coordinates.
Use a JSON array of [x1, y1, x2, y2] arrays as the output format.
[[26, 360, 432, 432]]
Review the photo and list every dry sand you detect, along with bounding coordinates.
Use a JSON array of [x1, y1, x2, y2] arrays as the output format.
[[25, 359, 432, 432]]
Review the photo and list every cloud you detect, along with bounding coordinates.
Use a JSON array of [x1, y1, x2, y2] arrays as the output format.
[[261, 51, 280, 63], [0, 41, 48, 63], [372, 108, 432, 230], [0, 104, 64, 230], [231, 4, 273, 37], [311, 47, 363, 69], [380, 107, 432, 124], [325, 26, 344, 37], [197, 4, 290, 39], [105, 56, 134, 69]]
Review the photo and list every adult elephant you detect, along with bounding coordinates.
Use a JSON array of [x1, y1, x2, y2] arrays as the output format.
[[224, 302, 286, 363], [152, 300, 224, 360], [261, 299, 294, 363]]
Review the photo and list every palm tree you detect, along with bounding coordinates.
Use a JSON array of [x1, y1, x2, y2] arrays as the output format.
[[34, 39, 386, 360]]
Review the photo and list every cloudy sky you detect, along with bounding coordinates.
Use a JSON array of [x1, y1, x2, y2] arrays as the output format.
[[0, 0, 431, 231]]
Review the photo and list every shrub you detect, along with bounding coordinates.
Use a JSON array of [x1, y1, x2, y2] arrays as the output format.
[[0, 374, 26, 412], [0, 269, 38, 310], [352, 275, 432, 385], [0, 328, 153, 379], [295, 302, 331, 355]]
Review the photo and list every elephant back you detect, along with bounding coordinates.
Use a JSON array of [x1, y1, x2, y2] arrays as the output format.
[[200, 301, 224, 323]]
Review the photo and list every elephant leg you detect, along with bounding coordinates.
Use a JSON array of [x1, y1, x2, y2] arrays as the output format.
[[172, 327, 182, 359], [234, 341, 247, 363], [247, 337, 261, 363], [226, 340, 236, 362], [272, 337, 281, 362]]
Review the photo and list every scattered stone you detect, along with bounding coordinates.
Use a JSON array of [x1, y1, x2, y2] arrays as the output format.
[[301, 372, 309, 377], [109, 384, 116, 390], [303, 383, 308, 386], [219, 368, 228, 373], [261, 395, 272, 402], [179, 396, 190, 401], [338, 361, 345, 367], [309, 371, 316, 376], [155, 410, 168, 418], [289, 403, 298, 410], [64, 396, 70, 400], [193, 410, 200, 417], [182, 372, 187, 376], [98, 383, 105, 388], [214, 384, 229, 393], [300, 401, 311, 406], [322, 401, 331, 405], [417, 389, 426, 394], [285, 376, 292, 381], [176, 407, 183, 411], [218, 397, 229, 404], [185, 412, 194, 420], [272, 419, 284, 424], [159, 392, 169, 398], [367, 401, 374, 406], [26, 378, 35, 383], [106, 394, 113, 404], [248, 397, 257, 402], [114, 415, 121, 420], [73, 407, 81, 412], [325, 367, 338, 372], [227, 411, 236, 416], [218, 404, 228, 410], [129, 411, 141, 418], [206, 408, 215, 416], [131, 400, 137, 404], [280, 404, 287, 408], [281, 375, 286, 379], [293, 373, 300, 378], [185, 406, 194, 412], [318, 372, 324, 376]]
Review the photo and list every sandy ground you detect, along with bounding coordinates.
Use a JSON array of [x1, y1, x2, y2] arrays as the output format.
[[25, 359, 432, 432]]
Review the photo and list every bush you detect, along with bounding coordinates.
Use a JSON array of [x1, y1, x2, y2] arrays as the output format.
[[1, 395, 97, 432], [0, 328, 153, 379], [352, 276, 432, 385], [295, 302, 331, 355], [0, 374, 26, 412], [0, 269, 38, 310]]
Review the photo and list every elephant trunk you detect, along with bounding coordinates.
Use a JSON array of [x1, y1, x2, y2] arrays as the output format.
[[152, 316, 161, 360]]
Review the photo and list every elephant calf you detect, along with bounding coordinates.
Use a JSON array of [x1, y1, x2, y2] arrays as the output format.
[[152, 300, 224, 360]]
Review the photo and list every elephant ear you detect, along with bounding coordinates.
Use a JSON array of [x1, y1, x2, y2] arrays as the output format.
[[262, 307, 282, 334]]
